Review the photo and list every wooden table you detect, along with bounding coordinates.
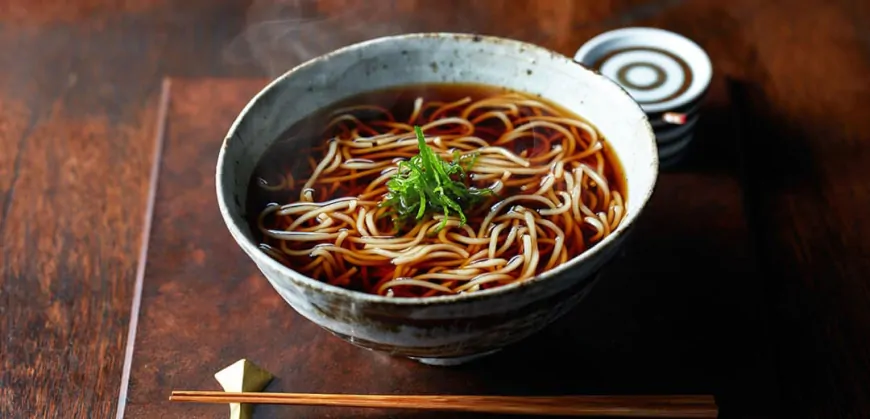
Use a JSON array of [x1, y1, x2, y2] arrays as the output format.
[[1, 1, 869, 418]]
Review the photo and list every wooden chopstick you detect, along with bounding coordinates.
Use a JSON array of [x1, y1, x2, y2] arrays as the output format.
[[170, 391, 717, 418]]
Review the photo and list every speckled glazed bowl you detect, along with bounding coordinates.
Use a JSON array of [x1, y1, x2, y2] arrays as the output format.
[[216, 33, 658, 365]]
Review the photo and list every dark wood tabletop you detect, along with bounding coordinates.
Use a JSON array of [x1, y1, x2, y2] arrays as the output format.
[[1, 1, 869, 418], [122, 74, 774, 419]]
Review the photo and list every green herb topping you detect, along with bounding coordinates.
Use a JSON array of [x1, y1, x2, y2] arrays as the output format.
[[381, 126, 491, 231]]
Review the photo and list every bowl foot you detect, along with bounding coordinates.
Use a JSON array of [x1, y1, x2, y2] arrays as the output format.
[[408, 349, 502, 366]]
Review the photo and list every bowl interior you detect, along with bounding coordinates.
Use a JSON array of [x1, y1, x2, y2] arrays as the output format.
[[217, 33, 658, 302]]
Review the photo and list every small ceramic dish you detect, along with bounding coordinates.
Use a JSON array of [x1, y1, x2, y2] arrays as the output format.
[[574, 27, 712, 115]]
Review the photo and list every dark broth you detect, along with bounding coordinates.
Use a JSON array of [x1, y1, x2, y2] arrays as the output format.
[[245, 83, 627, 296]]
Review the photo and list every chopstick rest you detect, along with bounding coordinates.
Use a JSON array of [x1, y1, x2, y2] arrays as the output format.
[[214, 359, 274, 419]]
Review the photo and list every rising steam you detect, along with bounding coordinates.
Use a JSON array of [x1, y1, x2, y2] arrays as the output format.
[[223, 0, 487, 78]]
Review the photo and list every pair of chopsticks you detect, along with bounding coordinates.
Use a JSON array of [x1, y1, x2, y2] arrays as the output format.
[[170, 391, 717, 418]]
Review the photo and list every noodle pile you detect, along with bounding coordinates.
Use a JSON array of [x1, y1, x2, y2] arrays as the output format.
[[254, 92, 625, 297]]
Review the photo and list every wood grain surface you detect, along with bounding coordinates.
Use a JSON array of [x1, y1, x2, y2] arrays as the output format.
[[1, 0, 869, 418], [0, 2, 257, 418]]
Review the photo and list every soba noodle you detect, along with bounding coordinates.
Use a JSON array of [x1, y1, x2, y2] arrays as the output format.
[[249, 86, 626, 298]]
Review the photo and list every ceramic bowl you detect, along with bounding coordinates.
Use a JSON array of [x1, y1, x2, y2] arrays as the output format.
[[216, 33, 659, 365]]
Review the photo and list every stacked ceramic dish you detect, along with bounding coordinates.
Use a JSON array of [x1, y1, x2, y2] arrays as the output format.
[[574, 27, 712, 167]]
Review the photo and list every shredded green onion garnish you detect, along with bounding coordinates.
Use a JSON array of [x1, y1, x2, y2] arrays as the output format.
[[380, 126, 492, 231]]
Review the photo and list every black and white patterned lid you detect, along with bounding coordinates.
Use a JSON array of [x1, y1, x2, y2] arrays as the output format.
[[574, 27, 712, 114]]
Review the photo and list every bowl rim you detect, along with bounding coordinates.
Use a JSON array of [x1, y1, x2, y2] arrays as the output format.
[[216, 32, 659, 306]]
